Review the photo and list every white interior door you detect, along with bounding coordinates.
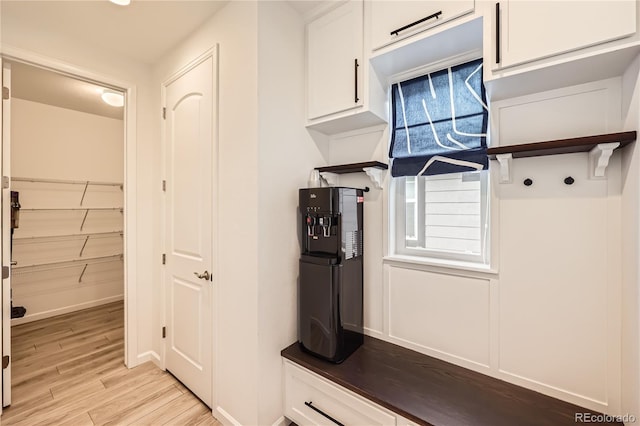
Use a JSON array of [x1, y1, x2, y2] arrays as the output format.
[[1, 59, 11, 410], [163, 50, 216, 407]]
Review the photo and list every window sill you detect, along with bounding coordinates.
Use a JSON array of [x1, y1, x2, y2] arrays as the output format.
[[383, 254, 498, 278]]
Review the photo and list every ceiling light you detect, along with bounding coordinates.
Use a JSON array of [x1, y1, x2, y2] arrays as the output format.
[[109, 0, 130, 5], [101, 90, 124, 107]]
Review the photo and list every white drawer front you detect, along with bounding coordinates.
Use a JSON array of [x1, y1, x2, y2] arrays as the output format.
[[370, 0, 475, 51], [284, 361, 396, 426]]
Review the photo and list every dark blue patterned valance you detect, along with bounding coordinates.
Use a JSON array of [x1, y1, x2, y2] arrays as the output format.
[[389, 58, 488, 177]]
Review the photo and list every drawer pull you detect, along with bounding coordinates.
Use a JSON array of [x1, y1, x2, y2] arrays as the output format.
[[304, 401, 345, 426], [390, 11, 442, 36]]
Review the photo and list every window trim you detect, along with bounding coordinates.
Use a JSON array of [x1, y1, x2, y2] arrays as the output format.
[[382, 254, 498, 278], [404, 176, 422, 244]]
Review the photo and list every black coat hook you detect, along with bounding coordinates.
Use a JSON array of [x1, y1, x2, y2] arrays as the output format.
[[564, 176, 575, 185]]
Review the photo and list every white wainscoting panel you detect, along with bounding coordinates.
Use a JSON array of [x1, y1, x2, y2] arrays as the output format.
[[491, 78, 621, 148], [499, 195, 610, 405], [387, 265, 490, 367], [492, 77, 622, 412]]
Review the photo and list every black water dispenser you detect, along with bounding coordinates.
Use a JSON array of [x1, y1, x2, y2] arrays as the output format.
[[298, 187, 364, 363]]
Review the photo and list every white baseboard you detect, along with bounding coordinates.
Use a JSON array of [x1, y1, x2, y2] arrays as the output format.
[[215, 406, 242, 426], [10, 295, 124, 325], [135, 350, 161, 368], [211, 409, 286, 426], [363, 327, 384, 340], [271, 416, 287, 426]]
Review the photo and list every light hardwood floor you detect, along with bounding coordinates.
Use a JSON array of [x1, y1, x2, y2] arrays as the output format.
[[1, 301, 220, 426]]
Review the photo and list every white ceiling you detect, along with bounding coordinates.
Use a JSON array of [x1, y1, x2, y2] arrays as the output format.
[[1, 0, 229, 118], [1, 0, 329, 117], [9, 61, 125, 120], [1, 0, 229, 65], [287, 1, 327, 17]]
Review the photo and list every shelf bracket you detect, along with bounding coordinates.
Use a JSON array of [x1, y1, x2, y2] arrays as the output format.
[[318, 172, 339, 187], [78, 263, 89, 283], [79, 235, 90, 257], [495, 153, 512, 184], [80, 209, 90, 231], [79, 181, 90, 206], [362, 167, 386, 189], [589, 142, 620, 179]]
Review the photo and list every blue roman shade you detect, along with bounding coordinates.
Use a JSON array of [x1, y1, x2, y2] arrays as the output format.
[[389, 58, 488, 177]]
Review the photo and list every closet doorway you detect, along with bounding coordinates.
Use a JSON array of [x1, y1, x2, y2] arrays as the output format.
[[1, 57, 133, 409]]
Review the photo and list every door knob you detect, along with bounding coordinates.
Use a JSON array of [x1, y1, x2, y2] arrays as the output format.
[[194, 270, 210, 281]]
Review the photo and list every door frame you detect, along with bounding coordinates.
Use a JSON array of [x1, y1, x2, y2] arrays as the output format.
[[0, 46, 139, 368], [1, 58, 10, 413], [160, 46, 218, 410]]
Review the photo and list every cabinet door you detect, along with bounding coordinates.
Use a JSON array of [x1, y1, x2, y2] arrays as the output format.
[[307, 0, 363, 120], [371, 1, 475, 51], [495, 0, 636, 69]]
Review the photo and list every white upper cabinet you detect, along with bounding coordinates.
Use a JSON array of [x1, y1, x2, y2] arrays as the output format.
[[493, 0, 637, 70], [370, 1, 475, 51], [306, 0, 386, 134], [307, 0, 363, 120]]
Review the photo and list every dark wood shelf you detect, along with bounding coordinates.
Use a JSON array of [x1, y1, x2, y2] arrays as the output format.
[[315, 161, 388, 174], [282, 336, 621, 426], [487, 131, 636, 159]]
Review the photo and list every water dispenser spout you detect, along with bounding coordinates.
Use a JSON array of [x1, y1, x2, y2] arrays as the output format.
[[322, 216, 331, 237], [306, 216, 316, 237]]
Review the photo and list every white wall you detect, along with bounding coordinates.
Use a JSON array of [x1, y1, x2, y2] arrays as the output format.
[[1, 11, 158, 365], [621, 54, 640, 422], [154, 2, 326, 424], [328, 76, 627, 415], [256, 2, 328, 424], [10, 99, 124, 322], [153, 2, 260, 425], [325, 127, 386, 336], [11, 99, 123, 181]]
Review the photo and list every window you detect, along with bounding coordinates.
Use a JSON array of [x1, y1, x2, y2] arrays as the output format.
[[394, 172, 489, 264], [389, 58, 490, 264]]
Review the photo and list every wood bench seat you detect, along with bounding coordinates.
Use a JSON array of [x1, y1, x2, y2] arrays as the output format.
[[281, 336, 622, 426]]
